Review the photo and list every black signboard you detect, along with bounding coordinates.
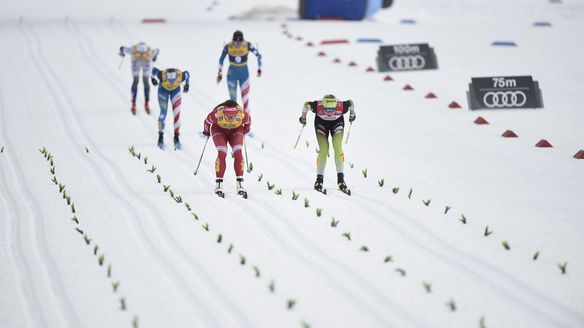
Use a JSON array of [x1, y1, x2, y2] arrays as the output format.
[[376, 43, 438, 72], [467, 76, 544, 110]]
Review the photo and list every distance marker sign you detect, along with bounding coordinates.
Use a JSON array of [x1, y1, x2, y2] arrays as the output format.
[[467, 76, 544, 110]]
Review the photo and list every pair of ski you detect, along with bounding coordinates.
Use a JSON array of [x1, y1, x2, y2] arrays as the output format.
[[158, 141, 182, 151], [216, 189, 248, 199], [315, 185, 351, 196]]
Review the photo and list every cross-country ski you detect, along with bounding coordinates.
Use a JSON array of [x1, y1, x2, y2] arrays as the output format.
[[1, 0, 583, 327]]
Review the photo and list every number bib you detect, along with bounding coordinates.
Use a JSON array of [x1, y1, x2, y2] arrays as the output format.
[[316, 101, 344, 121], [227, 42, 249, 66], [216, 106, 244, 129], [161, 69, 183, 91], [131, 45, 152, 61]]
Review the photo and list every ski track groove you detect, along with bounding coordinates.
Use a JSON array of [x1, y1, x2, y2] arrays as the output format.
[[350, 193, 583, 327], [0, 90, 80, 327], [66, 22, 257, 328], [246, 101, 584, 326], [200, 90, 584, 327], [0, 91, 51, 328], [144, 138, 422, 327], [84, 21, 581, 326], [23, 23, 252, 328], [238, 197, 424, 327]]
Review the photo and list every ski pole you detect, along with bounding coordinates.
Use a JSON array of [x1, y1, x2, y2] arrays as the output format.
[[293, 124, 305, 149], [193, 136, 210, 176], [117, 56, 125, 69], [344, 122, 353, 144], [244, 135, 252, 173]]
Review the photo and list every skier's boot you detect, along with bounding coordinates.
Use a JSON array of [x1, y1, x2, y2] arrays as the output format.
[[215, 179, 225, 198], [144, 101, 151, 115], [131, 101, 137, 115], [173, 133, 182, 150], [236, 177, 248, 199], [337, 172, 351, 195], [157, 131, 164, 150], [314, 175, 326, 194]]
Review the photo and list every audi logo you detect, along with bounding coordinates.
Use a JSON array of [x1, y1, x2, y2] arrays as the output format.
[[483, 91, 527, 108], [388, 55, 426, 70]]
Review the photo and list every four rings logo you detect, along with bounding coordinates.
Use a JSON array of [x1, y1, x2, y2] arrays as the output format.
[[468, 76, 543, 110], [483, 91, 527, 108], [388, 55, 426, 71]]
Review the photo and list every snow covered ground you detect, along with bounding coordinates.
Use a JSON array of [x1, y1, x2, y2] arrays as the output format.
[[1, 0, 583, 327]]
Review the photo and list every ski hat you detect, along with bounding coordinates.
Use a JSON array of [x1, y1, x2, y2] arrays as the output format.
[[223, 100, 239, 117], [233, 30, 244, 42], [322, 94, 338, 109]]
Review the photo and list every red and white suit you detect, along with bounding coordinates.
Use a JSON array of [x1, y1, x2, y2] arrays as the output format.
[[204, 103, 251, 179]]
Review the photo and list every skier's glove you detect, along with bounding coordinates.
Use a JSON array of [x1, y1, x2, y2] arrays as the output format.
[[257, 69, 262, 77], [349, 113, 356, 123], [183, 84, 189, 93], [199, 131, 210, 138], [243, 124, 251, 134], [119, 46, 125, 57], [299, 116, 306, 125], [216, 71, 222, 84], [151, 78, 158, 86]]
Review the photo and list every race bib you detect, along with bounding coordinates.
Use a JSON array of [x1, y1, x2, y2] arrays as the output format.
[[165, 72, 177, 81]]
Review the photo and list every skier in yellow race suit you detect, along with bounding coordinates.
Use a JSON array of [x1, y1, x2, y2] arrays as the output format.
[[119, 42, 160, 114], [299, 95, 356, 194]]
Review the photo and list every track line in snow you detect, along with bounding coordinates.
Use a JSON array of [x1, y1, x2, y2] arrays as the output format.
[[283, 147, 582, 325], [0, 91, 80, 328], [238, 197, 425, 327], [349, 193, 583, 327], [141, 142, 424, 327], [127, 148, 307, 326], [39, 148, 137, 325], [237, 124, 583, 326], [21, 23, 250, 328]]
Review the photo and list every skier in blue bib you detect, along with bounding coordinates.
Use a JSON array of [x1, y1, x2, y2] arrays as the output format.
[[151, 67, 190, 150], [216, 30, 262, 114]]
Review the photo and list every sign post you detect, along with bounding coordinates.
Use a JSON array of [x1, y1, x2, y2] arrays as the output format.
[[467, 76, 544, 110]]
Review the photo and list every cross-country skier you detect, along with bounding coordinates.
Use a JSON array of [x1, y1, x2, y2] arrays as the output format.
[[118, 42, 159, 115], [151, 67, 190, 150], [202, 100, 251, 198], [299, 95, 356, 195], [216, 30, 262, 114]]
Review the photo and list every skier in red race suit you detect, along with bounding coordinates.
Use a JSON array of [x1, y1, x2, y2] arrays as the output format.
[[203, 100, 251, 198]]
